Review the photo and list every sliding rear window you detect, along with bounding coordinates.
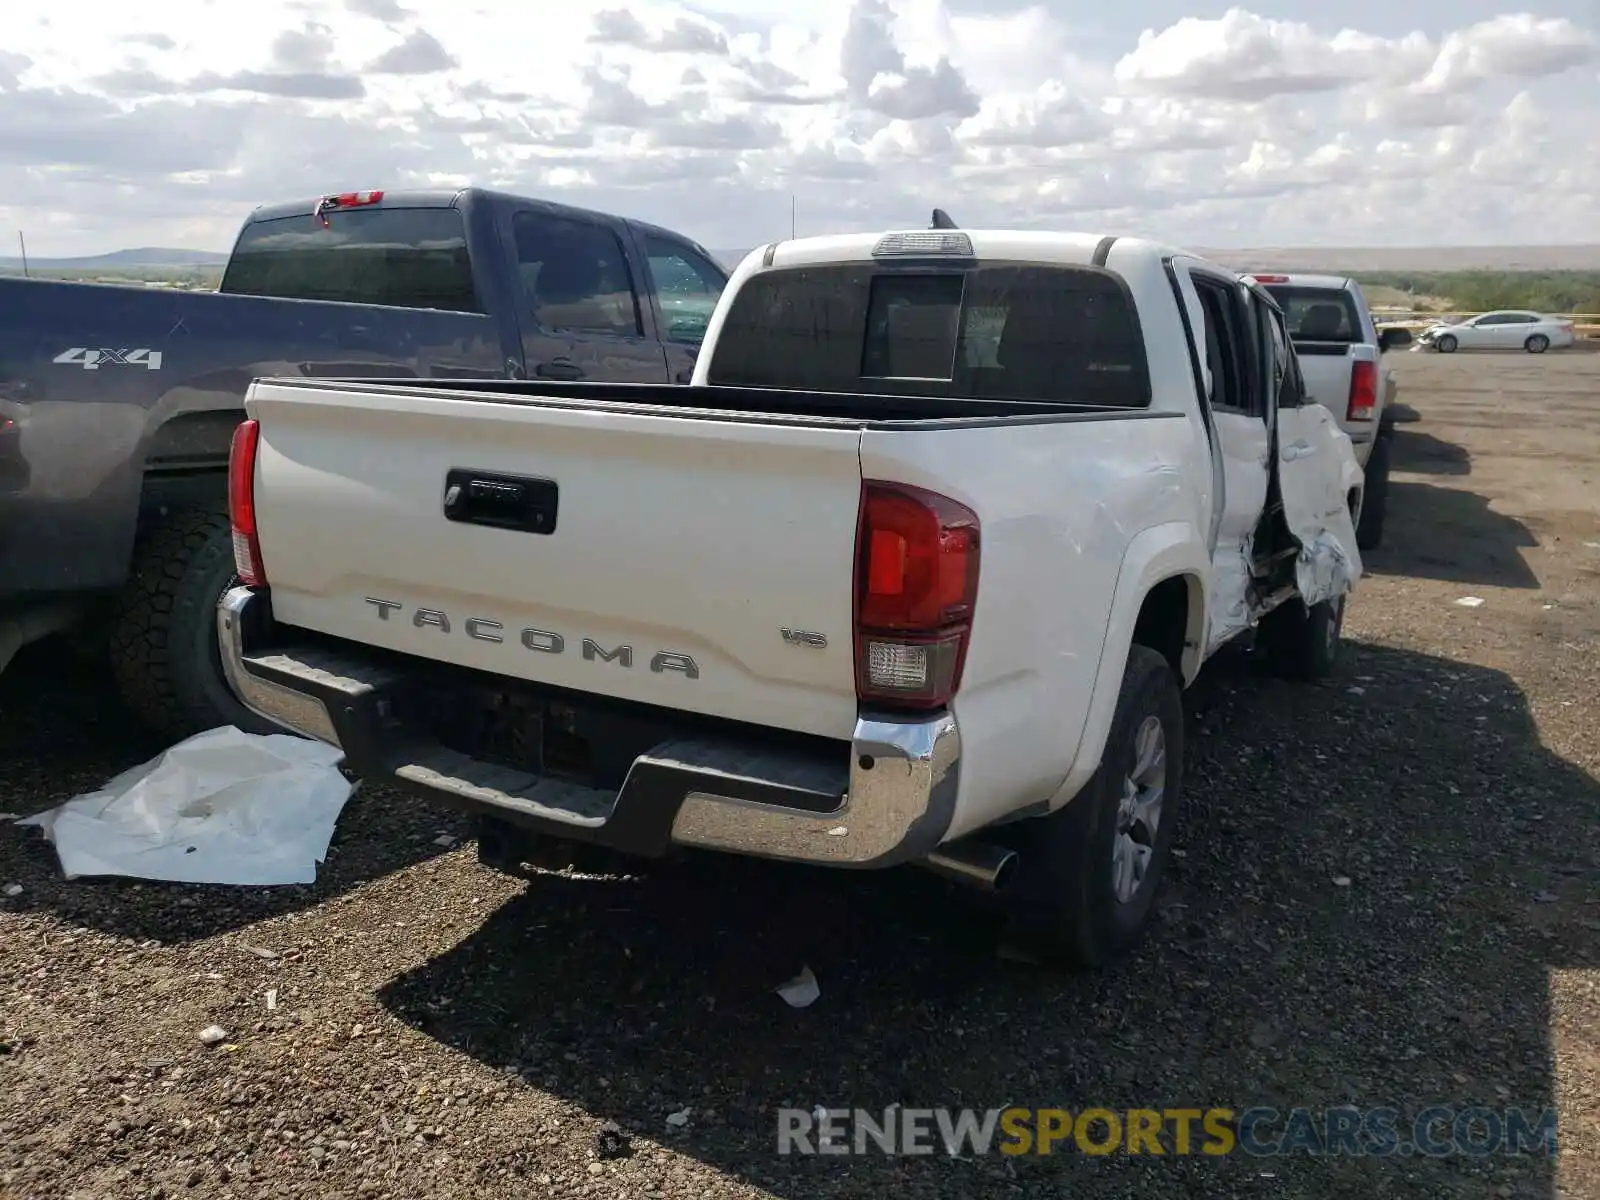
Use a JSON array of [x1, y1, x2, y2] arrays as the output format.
[[707, 262, 1151, 408], [220, 207, 481, 313], [1262, 285, 1363, 344]]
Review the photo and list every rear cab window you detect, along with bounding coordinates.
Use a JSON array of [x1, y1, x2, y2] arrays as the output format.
[[219, 207, 480, 312], [706, 261, 1151, 408], [1261, 285, 1364, 345], [512, 211, 642, 336]]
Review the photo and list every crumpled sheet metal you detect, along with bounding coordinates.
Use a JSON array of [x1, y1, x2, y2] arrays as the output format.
[[1294, 530, 1358, 608]]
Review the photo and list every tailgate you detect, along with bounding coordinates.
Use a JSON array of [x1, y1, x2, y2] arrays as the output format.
[[246, 381, 865, 740], [1293, 343, 1378, 433], [1292, 347, 1351, 421]]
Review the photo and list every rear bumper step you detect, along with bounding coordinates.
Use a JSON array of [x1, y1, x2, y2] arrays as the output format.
[[217, 586, 960, 868]]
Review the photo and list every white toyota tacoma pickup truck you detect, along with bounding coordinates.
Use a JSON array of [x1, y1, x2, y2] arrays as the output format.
[[1244, 273, 1413, 550], [217, 225, 1367, 967]]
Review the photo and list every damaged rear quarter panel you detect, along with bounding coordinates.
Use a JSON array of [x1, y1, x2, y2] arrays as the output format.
[[1275, 402, 1365, 606]]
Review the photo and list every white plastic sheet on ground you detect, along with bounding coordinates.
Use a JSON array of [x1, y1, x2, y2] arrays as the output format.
[[15, 726, 353, 885]]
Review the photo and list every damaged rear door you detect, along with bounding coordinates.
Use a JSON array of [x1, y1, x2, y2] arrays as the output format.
[[1263, 300, 1365, 605], [1168, 256, 1272, 651]]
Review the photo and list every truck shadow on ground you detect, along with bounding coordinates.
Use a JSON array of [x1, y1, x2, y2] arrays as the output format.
[[1389, 427, 1471, 477], [1365, 481, 1542, 589], [377, 641, 1597, 1198], [1364, 424, 1540, 590], [0, 636, 459, 943]]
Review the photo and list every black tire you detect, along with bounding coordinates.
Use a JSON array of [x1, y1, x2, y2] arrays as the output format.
[[61, 605, 113, 666], [1525, 334, 1549, 354], [1258, 592, 1345, 681], [998, 645, 1184, 968], [1435, 334, 1458, 353], [109, 508, 278, 741], [1355, 433, 1391, 551]]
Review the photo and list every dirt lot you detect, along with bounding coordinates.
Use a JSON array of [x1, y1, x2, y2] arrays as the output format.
[[3, 348, 1598, 1200]]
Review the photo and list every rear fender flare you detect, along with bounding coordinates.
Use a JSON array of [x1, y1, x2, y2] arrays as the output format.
[[1340, 452, 1366, 501], [1044, 521, 1208, 814], [1338, 449, 1366, 529]]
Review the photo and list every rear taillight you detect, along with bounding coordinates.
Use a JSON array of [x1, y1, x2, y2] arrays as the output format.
[[228, 419, 266, 586], [1347, 359, 1378, 422], [853, 481, 980, 711]]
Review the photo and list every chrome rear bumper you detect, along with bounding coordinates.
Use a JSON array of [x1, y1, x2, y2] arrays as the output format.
[[217, 586, 960, 868]]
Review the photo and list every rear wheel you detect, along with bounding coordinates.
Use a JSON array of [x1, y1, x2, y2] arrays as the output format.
[[1436, 334, 1458, 354], [108, 508, 278, 742], [998, 645, 1184, 968], [1525, 334, 1549, 354], [1258, 593, 1345, 681], [1355, 434, 1391, 551]]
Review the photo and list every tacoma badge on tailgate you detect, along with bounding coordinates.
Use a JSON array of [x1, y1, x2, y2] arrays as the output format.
[[363, 598, 700, 678]]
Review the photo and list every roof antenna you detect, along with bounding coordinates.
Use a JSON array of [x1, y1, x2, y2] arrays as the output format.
[[930, 208, 958, 230]]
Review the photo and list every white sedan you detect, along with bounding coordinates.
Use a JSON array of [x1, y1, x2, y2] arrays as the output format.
[[1418, 310, 1576, 354]]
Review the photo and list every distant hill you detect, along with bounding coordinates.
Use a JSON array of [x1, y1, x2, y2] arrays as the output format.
[[0, 247, 229, 271]]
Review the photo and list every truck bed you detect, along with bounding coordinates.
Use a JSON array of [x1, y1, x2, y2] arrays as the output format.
[[272, 376, 1157, 427]]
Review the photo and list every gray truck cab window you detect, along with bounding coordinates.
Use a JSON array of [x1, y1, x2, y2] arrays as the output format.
[[643, 235, 726, 345], [1263, 286, 1362, 344], [513, 212, 642, 338], [221, 207, 480, 312]]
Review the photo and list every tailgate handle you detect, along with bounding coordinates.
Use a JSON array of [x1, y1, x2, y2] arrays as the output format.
[[442, 469, 558, 534]]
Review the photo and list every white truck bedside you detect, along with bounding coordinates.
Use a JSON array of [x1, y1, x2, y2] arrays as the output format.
[[217, 224, 1367, 967]]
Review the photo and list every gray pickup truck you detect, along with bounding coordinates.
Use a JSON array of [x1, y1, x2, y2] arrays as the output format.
[[0, 187, 729, 738], [1244, 273, 1413, 550]]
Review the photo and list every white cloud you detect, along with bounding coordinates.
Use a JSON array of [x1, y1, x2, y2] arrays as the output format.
[[1418, 13, 1597, 94], [1114, 10, 1426, 101], [367, 29, 458, 75], [591, 8, 731, 55], [0, 0, 1595, 255], [958, 82, 1110, 149], [839, 0, 979, 119]]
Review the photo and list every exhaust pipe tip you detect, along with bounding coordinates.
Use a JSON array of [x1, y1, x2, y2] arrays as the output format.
[[919, 841, 1018, 892]]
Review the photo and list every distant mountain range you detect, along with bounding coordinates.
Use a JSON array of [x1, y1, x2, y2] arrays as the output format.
[[0, 247, 229, 271]]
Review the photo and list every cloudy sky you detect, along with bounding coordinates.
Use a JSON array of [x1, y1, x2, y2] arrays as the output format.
[[1, 0, 1596, 256]]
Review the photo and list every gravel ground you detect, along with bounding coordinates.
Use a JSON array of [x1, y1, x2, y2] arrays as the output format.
[[3, 349, 1598, 1200]]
